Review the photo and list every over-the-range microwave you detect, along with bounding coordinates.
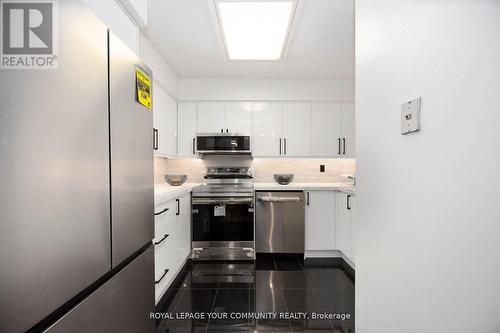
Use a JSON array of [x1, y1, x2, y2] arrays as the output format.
[[196, 133, 251, 155]]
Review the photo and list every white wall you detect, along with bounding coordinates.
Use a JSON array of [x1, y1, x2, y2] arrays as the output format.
[[82, 0, 138, 53], [356, 1, 500, 332], [82, 0, 180, 99], [178, 78, 353, 102], [138, 32, 179, 98]]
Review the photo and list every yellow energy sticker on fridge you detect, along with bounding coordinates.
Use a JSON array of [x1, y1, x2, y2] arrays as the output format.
[[136, 67, 152, 109]]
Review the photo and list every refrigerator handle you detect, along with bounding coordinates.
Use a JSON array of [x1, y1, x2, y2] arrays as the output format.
[[155, 269, 169, 284], [176, 199, 180, 215]]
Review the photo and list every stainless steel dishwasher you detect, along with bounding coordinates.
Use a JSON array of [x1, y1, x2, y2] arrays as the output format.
[[255, 191, 305, 254]]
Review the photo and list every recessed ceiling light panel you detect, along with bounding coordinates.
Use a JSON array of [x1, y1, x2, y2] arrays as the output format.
[[214, 0, 298, 61]]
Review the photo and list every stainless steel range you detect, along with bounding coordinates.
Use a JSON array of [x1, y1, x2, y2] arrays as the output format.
[[192, 167, 255, 260]]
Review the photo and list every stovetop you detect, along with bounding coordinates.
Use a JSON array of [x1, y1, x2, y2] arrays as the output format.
[[204, 167, 253, 179], [193, 167, 254, 197]]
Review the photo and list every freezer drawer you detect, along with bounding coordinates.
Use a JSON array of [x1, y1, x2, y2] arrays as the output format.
[[255, 191, 305, 253], [44, 246, 155, 333]]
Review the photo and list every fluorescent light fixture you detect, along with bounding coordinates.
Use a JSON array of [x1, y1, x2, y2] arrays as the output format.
[[214, 0, 297, 60]]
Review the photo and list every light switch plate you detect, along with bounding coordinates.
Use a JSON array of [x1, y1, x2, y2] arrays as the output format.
[[401, 97, 421, 135]]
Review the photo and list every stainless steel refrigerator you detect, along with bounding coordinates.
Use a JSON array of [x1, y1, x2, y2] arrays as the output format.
[[0, 1, 155, 332]]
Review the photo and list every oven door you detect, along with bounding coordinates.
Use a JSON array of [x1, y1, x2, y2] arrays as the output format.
[[192, 197, 254, 243], [196, 134, 251, 154]]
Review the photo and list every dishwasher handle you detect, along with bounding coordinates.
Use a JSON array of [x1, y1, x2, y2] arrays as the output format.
[[258, 196, 301, 202]]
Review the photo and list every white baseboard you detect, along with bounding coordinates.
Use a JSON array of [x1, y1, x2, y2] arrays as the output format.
[[304, 250, 355, 269]]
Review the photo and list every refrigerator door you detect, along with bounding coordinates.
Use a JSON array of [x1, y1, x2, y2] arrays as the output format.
[[44, 246, 155, 333], [109, 33, 154, 267], [0, 1, 111, 332]]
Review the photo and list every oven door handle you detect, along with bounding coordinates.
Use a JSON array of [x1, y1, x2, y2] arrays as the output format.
[[258, 197, 301, 202], [192, 197, 254, 204]]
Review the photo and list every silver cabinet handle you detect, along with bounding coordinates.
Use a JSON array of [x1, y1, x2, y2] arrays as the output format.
[[192, 137, 196, 155], [258, 197, 301, 202], [306, 192, 310, 205], [343, 138, 346, 155], [284, 138, 287, 155], [279, 138, 282, 155], [347, 195, 351, 210], [338, 138, 341, 155]]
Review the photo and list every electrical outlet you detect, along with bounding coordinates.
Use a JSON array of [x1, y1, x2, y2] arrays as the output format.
[[401, 97, 421, 134], [320, 165, 325, 172]]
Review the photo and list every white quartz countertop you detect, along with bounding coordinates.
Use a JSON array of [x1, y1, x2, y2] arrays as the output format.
[[253, 182, 355, 195], [154, 183, 200, 204], [155, 182, 355, 204]]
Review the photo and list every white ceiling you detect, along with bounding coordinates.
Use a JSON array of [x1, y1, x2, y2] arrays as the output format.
[[147, 0, 354, 79]]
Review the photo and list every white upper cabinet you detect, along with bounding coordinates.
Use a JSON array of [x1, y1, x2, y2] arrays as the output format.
[[224, 102, 252, 134], [251, 102, 282, 157], [176, 100, 354, 158], [282, 102, 311, 156], [311, 102, 342, 157], [153, 83, 177, 157], [177, 103, 197, 157], [341, 103, 355, 158], [196, 102, 225, 133], [305, 191, 336, 251]]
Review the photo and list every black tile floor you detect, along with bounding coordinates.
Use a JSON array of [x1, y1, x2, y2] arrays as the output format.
[[156, 257, 354, 333]]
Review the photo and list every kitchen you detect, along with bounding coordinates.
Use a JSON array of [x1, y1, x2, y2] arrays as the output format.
[[151, 0, 357, 331], [2, 0, 500, 333]]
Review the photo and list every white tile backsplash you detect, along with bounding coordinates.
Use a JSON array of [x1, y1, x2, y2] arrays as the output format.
[[155, 156, 355, 185]]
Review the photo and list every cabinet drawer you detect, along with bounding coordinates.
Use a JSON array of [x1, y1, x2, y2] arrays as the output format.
[[154, 238, 181, 303], [154, 200, 177, 240]]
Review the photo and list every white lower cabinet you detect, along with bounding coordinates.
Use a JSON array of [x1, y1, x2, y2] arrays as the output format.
[[336, 192, 355, 264], [304, 190, 355, 266], [154, 192, 191, 304], [305, 191, 336, 251]]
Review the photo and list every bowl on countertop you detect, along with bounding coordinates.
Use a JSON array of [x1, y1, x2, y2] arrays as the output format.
[[273, 174, 294, 185], [164, 175, 187, 186]]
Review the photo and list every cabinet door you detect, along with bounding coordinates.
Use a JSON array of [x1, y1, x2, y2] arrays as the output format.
[[225, 102, 252, 133], [154, 84, 177, 156], [251, 102, 282, 157], [175, 193, 192, 262], [311, 102, 341, 157], [305, 191, 336, 251], [349, 195, 355, 264], [177, 103, 197, 157], [341, 103, 355, 158], [282, 102, 311, 156], [196, 102, 225, 133], [336, 192, 353, 261]]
